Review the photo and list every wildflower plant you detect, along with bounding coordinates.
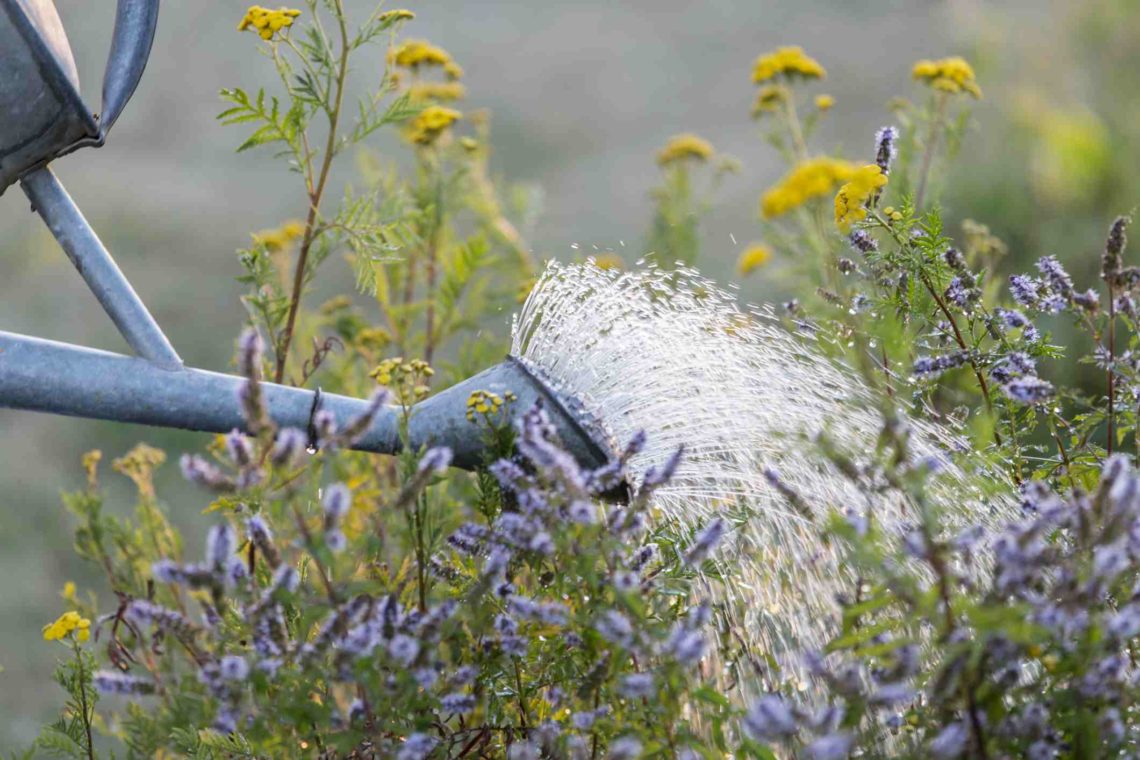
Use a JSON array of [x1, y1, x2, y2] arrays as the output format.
[[21, 5, 1140, 759]]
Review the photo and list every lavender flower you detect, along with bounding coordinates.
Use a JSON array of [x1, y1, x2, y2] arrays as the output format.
[[206, 523, 237, 571], [1002, 375, 1055, 405], [220, 655, 250, 681], [180, 454, 235, 492], [246, 514, 281, 568], [642, 444, 684, 490], [225, 429, 254, 469], [126, 600, 197, 636], [608, 737, 643, 760], [1036, 256, 1073, 297], [684, 517, 727, 566], [913, 351, 969, 377], [508, 742, 541, 760], [388, 634, 420, 667], [742, 695, 798, 741], [666, 627, 706, 666], [322, 482, 351, 524], [618, 672, 655, 698], [417, 446, 453, 475], [1009, 274, 1040, 307], [567, 499, 598, 524], [397, 733, 438, 760], [271, 427, 307, 467], [439, 692, 476, 715], [595, 610, 635, 648], [324, 529, 346, 553], [929, 721, 969, 759], [806, 733, 853, 760], [848, 230, 878, 254], [93, 671, 155, 695], [874, 126, 898, 174]]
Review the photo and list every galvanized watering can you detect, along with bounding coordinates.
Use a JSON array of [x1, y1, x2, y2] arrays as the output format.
[[0, 0, 612, 473]]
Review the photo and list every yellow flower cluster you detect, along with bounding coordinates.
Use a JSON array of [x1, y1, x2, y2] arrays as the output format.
[[466, 389, 515, 423], [752, 85, 788, 116], [253, 220, 305, 252], [912, 56, 982, 98], [814, 94, 835, 111], [43, 611, 91, 643], [371, 357, 432, 403], [407, 105, 462, 145], [237, 6, 301, 40], [752, 46, 826, 84], [378, 9, 415, 23], [657, 133, 714, 166], [407, 81, 467, 103], [591, 254, 624, 271], [760, 157, 857, 218], [738, 243, 773, 276], [391, 40, 463, 80], [834, 164, 888, 232]]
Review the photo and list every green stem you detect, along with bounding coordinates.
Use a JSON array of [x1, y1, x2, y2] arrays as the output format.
[[275, 0, 351, 385], [914, 93, 948, 211], [74, 642, 95, 760]]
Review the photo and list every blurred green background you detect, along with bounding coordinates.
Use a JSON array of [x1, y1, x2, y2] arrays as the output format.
[[1, 0, 1136, 744]]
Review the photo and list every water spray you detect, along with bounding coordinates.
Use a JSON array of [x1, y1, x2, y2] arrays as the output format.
[[1, 0, 1013, 680]]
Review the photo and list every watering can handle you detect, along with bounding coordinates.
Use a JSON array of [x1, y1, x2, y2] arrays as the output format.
[[99, 0, 159, 136]]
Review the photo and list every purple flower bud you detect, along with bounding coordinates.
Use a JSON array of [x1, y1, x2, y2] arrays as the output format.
[[325, 529, 346, 553], [206, 523, 237, 571], [322, 483, 351, 522], [225, 429, 254, 468], [180, 454, 235, 492], [742, 695, 797, 741], [874, 126, 898, 174], [417, 446, 453, 475], [271, 427, 307, 467], [93, 671, 155, 695], [440, 692, 476, 715], [1002, 376, 1054, 405], [930, 721, 968, 759], [220, 655, 249, 681], [618, 672, 655, 698], [685, 517, 727, 566]]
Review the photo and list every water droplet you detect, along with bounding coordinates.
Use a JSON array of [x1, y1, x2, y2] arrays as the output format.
[[305, 445, 318, 455]]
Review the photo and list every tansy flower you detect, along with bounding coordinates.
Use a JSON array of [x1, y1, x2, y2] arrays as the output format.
[[61, 582, 77, 604], [814, 94, 835, 111], [760, 157, 857, 218], [834, 164, 888, 232], [466, 389, 509, 423], [592, 254, 624, 271], [391, 39, 454, 69], [443, 61, 464, 81], [911, 56, 982, 98], [253, 219, 305, 251], [378, 9, 415, 23], [752, 46, 826, 84], [43, 610, 91, 643], [406, 105, 462, 145], [752, 85, 788, 116], [237, 6, 301, 41], [657, 134, 714, 166], [738, 244, 773, 276], [407, 81, 466, 103]]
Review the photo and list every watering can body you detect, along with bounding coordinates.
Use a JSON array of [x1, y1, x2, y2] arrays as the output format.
[[0, 0, 159, 193]]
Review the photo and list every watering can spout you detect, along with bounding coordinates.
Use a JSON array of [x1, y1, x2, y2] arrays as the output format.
[[100, 0, 160, 135], [0, 331, 616, 475]]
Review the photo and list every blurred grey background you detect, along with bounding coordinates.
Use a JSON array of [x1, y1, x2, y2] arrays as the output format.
[[2, 0, 1133, 743]]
